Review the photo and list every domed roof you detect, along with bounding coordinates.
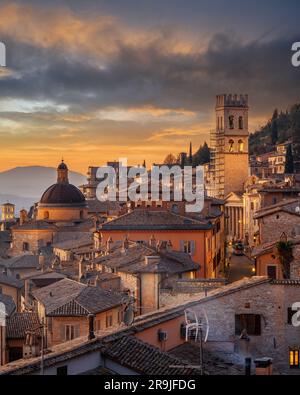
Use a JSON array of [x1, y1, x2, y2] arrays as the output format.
[[58, 160, 68, 170], [39, 160, 86, 206], [40, 183, 86, 205]]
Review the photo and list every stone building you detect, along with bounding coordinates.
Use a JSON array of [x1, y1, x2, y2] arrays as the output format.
[[254, 198, 300, 244], [32, 278, 124, 347], [96, 208, 224, 279], [93, 240, 200, 315], [206, 94, 249, 199], [10, 161, 94, 255]]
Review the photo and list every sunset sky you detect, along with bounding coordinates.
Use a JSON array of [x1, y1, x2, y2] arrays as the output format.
[[0, 0, 299, 173]]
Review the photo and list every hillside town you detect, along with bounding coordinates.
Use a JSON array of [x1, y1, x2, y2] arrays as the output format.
[[1, 94, 300, 376]]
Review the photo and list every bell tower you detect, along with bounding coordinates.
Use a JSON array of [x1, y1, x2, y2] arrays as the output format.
[[210, 94, 249, 198]]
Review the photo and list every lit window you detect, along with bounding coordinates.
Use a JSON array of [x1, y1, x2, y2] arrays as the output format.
[[290, 350, 299, 369]]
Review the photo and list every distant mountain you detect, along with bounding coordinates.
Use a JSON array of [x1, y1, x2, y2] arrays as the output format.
[[0, 166, 86, 215]]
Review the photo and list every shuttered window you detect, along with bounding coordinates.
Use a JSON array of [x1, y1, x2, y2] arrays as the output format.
[[62, 324, 80, 341], [235, 314, 261, 336]]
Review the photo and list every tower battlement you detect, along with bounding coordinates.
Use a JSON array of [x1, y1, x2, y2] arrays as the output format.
[[216, 94, 248, 109]]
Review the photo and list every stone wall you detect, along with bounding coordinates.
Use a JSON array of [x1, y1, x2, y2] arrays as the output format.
[[191, 281, 300, 374], [260, 211, 300, 244]]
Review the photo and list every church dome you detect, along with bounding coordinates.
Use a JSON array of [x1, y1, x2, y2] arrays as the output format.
[[40, 183, 86, 205], [39, 161, 86, 207]]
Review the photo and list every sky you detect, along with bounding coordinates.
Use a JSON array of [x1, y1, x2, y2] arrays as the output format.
[[0, 0, 299, 173]]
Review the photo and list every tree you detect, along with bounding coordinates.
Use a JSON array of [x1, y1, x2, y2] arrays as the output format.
[[189, 142, 193, 165], [285, 144, 294, 174], [163, 154, 177, 165], [275, 238, 293, 279], [271, 120, 278, 146], [272, 108, 279, 122], [192, 142, 211, 166]]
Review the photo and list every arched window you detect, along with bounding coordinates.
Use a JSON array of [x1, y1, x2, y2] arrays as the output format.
[[238, 140, 244, 152], [229, 115, 234, 129], [229, 139, 234, 152], [171, 204, 179, 214], [44, 211, 49, 220], [239, 116, 244, 130], [80, 210, 84, 219]]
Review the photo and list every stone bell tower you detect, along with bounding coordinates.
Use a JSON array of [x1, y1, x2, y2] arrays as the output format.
[[209, 94, 249, 198]]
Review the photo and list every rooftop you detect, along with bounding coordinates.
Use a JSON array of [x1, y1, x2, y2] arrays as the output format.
[[0, 294, 16, 317], [0, 255, 40, 269], [32, 278, 124, 316], [101, 335, 199, 375], [0, 273, 23, 288], [6, 312, 42, 339], [100, 210, 212, 231], [94, 241, 199, 275]]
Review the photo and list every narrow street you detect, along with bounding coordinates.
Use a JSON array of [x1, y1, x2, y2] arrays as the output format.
[[228, 253, 255, 283]]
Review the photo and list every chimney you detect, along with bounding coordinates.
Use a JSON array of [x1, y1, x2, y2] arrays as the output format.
[[106, 237, 113, 254], [88, 314, 96, 340], [166, 240, 173, 252], [122, 235, 129, 254], [19, 209, 28, 226], [39, 253, 45, 272], [24, 279, 31, 306], [78, 257, 85, 281], [150, 235, 156, 248], [157, 240, 168, 253], [145, 256, 160, 267], [254, 358, 273, 376]]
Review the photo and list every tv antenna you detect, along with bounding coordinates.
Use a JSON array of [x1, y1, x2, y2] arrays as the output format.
[[170, 308, 209, 375]]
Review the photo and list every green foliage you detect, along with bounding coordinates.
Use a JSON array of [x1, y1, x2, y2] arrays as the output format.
[[250, 104, 300, 164], [275, 241, 294, 279], [285, 144, 294, 174], [192, 142, 210, 166]]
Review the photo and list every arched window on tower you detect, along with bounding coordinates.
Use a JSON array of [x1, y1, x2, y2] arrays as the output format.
[[239, 116, 244, 130], [229, 139, 234, 153], [238, 139, 244, 153], [229, 115, 234, 129], [44, 211, 49, 220]]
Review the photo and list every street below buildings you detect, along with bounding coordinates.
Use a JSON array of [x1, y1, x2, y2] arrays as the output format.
[[228, 253, 255, 283]]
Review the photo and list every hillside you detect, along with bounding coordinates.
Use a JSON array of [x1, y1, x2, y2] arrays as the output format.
[[250, 104, 300, 159]]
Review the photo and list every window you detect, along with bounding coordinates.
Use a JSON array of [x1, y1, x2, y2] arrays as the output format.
[[63, 324, 80, 341], [267, 266, 277, 280], [44, 211, 49, 220], [229, 115, 234, 129], [239, 116, 244, 130], [235, 314, 261, 336], [238, 140, 244, 153], [57, 365, 68, 376], [106, 315, 113, 328], [95, 319, 102, 332], [287, 308, 294, 325], [23, 242, 29, 252], [171, 204, 179, 214], [229, 139, 234, 153], [290, 350, 299, 369], [181, 240, 195, 256]]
